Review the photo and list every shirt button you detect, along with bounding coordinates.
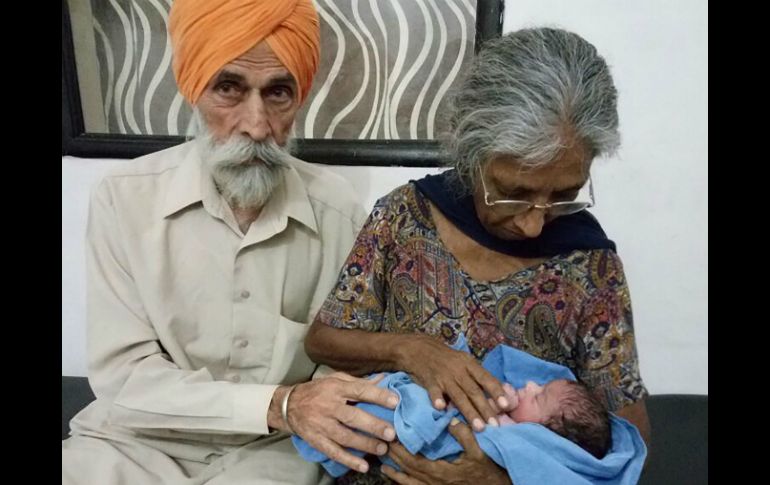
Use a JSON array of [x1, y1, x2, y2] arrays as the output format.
[[230, 374, 241, 383], [236, 339, 249, 348], [240, 290, 251, 299]]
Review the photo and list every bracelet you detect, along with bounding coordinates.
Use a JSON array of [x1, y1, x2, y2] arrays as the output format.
[[281, 385, 297, 434]]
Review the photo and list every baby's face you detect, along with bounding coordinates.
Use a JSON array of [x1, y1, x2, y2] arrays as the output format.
[[507, 380, 566, 423]]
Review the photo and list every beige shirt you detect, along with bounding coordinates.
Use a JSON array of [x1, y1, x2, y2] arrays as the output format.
[[70, 141, 366, 463]]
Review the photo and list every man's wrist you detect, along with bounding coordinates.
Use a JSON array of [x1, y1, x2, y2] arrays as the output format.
[[267, 385, 291, 431]]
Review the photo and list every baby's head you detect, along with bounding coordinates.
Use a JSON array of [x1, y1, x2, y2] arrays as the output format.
[[504, 379, 611, 459]]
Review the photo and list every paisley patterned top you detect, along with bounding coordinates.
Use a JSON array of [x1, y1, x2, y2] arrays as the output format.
[[317, 183, 647, 411]]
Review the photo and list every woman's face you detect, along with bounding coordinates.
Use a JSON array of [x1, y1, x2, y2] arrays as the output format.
[[472, 144, 591, 240]]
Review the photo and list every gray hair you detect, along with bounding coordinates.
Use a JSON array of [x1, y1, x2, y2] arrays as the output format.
[[446, 27, 620, 189]]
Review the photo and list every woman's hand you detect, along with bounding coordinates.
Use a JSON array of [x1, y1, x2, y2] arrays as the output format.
[[398, 335, 512, 431], [381, 418, 511, 484]]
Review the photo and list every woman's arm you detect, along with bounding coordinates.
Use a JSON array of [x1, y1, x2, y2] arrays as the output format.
[[306, 190, 511, 429], [576, 250, 652, 450], [615, 399, 651, 449], [306, 323, 510, 431]]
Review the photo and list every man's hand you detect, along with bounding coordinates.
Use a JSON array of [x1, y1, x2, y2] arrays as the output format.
[[270, 372, 399, 473]]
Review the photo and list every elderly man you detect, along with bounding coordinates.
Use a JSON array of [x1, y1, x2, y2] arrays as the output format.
[[61, 1, 398, 483]]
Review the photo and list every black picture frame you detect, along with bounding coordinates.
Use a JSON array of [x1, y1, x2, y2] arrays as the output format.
[[61, 0, 503, 166]]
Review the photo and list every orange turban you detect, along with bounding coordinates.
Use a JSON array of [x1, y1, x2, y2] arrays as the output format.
[[169, 0, 320, 105]]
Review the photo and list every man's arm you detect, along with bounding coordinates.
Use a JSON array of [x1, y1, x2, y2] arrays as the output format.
[[86, 180, 281, 441], [86, 180, 399, 472]]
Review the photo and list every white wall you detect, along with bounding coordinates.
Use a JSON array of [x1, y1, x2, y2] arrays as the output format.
[[62, 0, 707, 395]]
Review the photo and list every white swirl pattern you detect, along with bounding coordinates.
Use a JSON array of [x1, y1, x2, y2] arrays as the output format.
[[86, 0, 476, 139]]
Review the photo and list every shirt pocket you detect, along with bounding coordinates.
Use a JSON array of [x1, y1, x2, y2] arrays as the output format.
[[261, 314, 316, 385]]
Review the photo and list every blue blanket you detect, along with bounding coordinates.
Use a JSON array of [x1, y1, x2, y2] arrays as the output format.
[[293, 336, 646, 484]]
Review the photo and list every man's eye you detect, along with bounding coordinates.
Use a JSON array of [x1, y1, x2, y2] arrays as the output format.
[[216, 82, 241, 97], [267, 86, 292, 100]]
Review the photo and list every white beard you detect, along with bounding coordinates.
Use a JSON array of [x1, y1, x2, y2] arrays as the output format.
[[193, 112, 294, 209]]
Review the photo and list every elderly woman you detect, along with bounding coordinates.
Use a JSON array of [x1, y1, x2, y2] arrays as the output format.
[[304, 27, 650, 484]]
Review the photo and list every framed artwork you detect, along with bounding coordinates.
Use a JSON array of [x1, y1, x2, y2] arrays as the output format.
[[62, 0, 504, 166]]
